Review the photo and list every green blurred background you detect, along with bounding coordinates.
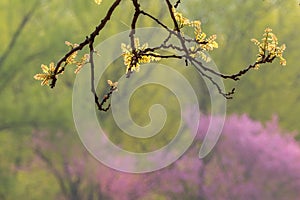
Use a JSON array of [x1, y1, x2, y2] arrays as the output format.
[[0, 0, 299, 199]]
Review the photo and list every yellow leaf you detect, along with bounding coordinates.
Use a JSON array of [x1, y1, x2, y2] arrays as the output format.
[[94, 0, 102, 5], [107, 80, 113, 86], [41, 64, 48, 73]]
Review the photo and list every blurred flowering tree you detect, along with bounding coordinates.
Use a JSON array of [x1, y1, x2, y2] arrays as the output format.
[[189, 114, 300, 199], [32, 113, 300, 199], [33, 0, 286, 111]]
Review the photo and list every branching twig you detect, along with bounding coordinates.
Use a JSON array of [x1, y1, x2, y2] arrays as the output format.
[[35, 0, 286, 111], [174, 0, 181, 8], [50, 0, 123, 88]]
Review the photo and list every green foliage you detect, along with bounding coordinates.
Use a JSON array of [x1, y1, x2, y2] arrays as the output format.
[[185, 0, 300, 132], [0, 0, 100, 198], [0, 0, 299, 198]]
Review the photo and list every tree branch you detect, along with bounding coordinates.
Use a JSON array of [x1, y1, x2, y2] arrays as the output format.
[[50, 0, 123, 88]]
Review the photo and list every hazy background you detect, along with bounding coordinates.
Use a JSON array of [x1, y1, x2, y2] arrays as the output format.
[[0, 0, 299, 199]]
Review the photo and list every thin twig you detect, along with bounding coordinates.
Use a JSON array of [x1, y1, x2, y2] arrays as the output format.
[[50, 0, 123, 88]]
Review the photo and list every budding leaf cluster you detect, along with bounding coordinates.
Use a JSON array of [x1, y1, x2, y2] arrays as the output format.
[[34, 62, 57, 86], [121, 38, 161, 75], [251, 28, 286, 68], [34, 41, 89, 86], [172, 7, 218, 51]]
